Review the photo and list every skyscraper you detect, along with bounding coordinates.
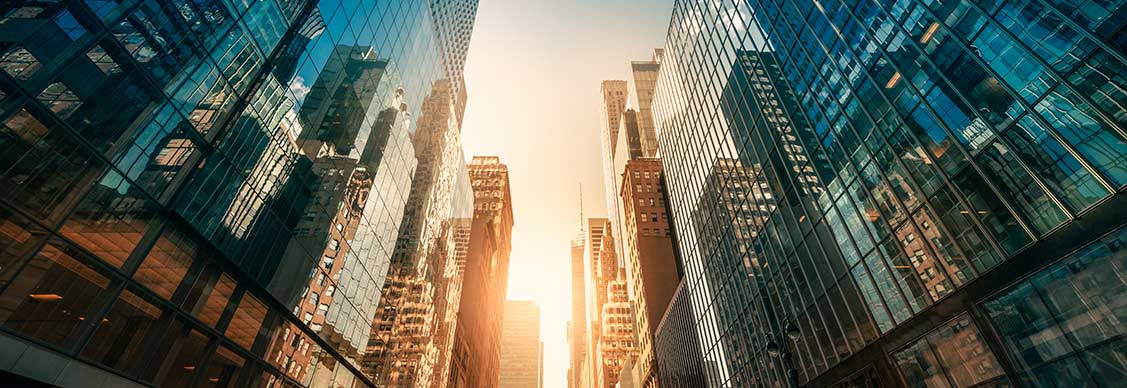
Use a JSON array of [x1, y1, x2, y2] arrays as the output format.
[[0, 0, 479, 387], [499, 300, 542, 388], [653, 0, 1127, 386], [449, 156, 514, 388], [627, 50, 663, 159], [617, 158, 679, 388], [593, 51, 677, 388], [363, 79, 474, 387], [568, 228, 588, 388]]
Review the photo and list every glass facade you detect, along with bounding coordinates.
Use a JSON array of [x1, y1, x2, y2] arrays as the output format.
[[0, 0, 478, 386], [652, 0, 1127, 386]]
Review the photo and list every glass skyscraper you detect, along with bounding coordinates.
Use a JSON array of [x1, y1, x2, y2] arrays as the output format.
[[653, 0, 1126, 386], [0, 0, 477, 386]]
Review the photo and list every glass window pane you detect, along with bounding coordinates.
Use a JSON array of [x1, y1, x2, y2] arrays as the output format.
[[928, 316, 1008, 387], [0, 238, 117, 349], [134, 224, 199, 300], [0, 108, 102, 223], [194, 274, 236, 328], [227, 293, 266, 351], [983, 226, 1127, 385], [147, 324, 211, 388], [80, 288, 164, 373], [199, 345, 246, 388], [894, 339, 952, 388], [59, 170, 160, 268], [0, 205, 49, 289]]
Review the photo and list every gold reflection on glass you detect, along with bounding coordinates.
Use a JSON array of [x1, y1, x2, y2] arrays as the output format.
[[886, 72, 902, 89], [920, 22, 940, 44]]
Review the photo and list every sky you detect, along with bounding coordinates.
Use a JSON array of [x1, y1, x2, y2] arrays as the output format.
[[459, 0, 674, 386]]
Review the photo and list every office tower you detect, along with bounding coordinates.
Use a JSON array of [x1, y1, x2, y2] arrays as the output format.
[[449, 156, 514, 388], [616, 159, 679, 388], [627, 50, 662, 158], [579, 218, 635, 388], [600, 80, 629, 268], [499, 300, 542, 388], [363, 78, 473, 388], [653, 281, 706, 388], [596, 266, 635, 388], [653, 0, 1127, 386], [582, 219, 606, 388], [0, 0, 478, 387], [568, 231, 588, 388]]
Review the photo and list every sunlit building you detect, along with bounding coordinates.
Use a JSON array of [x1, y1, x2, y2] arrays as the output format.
[[627, 50, 662, 159], [617, 159, 679, 388], [362, 79, 474, 388], [499, 300, 542, 388], [448, 156, 514, 388], [653, 0, 1127, 386], [0, 0, 478, 386], [568, 229, 588, 388]]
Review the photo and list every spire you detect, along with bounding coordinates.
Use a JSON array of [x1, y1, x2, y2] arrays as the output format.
[[579, 182, 584, 231]]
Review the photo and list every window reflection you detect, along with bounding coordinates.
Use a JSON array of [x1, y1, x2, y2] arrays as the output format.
[[81, 288, 164, 373], [228, 292, 267, 351], [0, 238, 116, 349], [133, 224, 199, 300], [199, 345, 247, 388], [893, 314, 1010, 388], [60, 170, 159, 268], [983, 226, 1127, 386], [0, 205, 49, 289], [182, 267, 236, 328], [144, 321, 211, 388], [0, 107, 102, 223]]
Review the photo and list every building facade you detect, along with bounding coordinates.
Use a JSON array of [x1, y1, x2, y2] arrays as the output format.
[[617, 159, 680, 388], [499, 300, 542, 388], [448, 156, 514, 388], [653, 0, 1127, 386], [568, 229, 587, 388], [0, 0, 478, 387]]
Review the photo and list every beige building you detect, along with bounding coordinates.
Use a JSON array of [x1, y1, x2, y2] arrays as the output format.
[[500, 300, 542, 388]]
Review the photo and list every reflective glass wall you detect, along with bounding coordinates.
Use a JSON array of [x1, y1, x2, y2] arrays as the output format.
[[0, 0, 477, 386], [651, 0, 1127, 386]]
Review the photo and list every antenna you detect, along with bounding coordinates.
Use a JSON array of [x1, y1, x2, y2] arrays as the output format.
[[578, 182, 584, 231]]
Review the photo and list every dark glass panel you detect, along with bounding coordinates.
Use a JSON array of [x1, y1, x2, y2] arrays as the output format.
[[1035, 89, 1127, 187], [227, 293, 267, 351], [45, 41, 160, 154], [1001, 115, 1109, 211], [0, 107, 102, 223], [0, 238, 117, 349], [199, 345, 246, 388], [59, 170, 160, 268], [143, 322, 211, 388], [0, 205, 49, 289], [80, 288, 164, 373], [133, 224, 199, 300]]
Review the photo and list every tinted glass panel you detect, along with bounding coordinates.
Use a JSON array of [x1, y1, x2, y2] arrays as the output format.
[[0, 238, 117, 349]]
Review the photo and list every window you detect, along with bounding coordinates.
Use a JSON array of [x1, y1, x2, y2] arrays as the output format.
[[81, 288, 164, 372], [0, 238, 117, 349], [227, 293, 266, 351], [60, 170, 160, 268], [134, 224, 199, 299], [982, 226, 1127, 386], [893, 314, 1008, 387], [0, 108, 102, 223], [0, 205, 49, 290]]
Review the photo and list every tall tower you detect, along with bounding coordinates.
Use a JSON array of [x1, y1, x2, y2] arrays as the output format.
[[0, 0, 481, 387], [653, 0, 1127, 386], [499, 300, 542, 388], [449, 156, 514, 388]]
